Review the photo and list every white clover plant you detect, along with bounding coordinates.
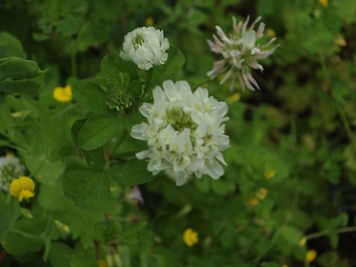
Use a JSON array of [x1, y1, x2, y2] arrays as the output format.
[[120, 26, 170, 70], [0, 154, 25, 192], [207, 16, 279, 91], [131, 80, 230, 186]]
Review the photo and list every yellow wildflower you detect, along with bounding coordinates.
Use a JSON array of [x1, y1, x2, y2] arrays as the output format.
[[264, 169, 276, 180], [299, 237, 307, 246], [306, 249, 317, 263], [256, 187, 268, 200], [217, 74, 225, 82], [334, 35, 347, 47], [9, 176, 35, 202], [282, 265, 289, 267], [226, 93, 241, 104], [145, 16, 154, 26], [54, 220, 70, 234], [183, 228, 199, 247], [319, 0, 328, 7], [97, 259, 108, 267], [266, 29, 276, 37], [248, 198, 259, 206], [53, 85, 72, 103]]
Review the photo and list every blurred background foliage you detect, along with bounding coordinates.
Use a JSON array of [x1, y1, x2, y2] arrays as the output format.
[[0, 0, 355, 266]]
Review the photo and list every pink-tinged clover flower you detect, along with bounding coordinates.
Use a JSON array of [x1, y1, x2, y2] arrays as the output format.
[[207, 16, 279, 91]]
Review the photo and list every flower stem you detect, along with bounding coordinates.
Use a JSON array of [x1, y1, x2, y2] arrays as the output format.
[[305, 226, 356, 240], [320, 55, 356, 147], [142, 68, 154, 100]]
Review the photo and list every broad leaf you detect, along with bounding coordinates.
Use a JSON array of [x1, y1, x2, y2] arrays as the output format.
[[63, 168, 111, 210], [78, 115, 119, 150], [107, 160, 155, 186]]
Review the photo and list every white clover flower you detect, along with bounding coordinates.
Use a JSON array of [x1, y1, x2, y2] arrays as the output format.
[[131, 80, 230, 186], [120, 26, 170, 70], [0, 154, 25, 192], [207, 16, 279, 91]]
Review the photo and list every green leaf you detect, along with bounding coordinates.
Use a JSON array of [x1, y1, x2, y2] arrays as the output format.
[[0, 199, 21, 240], [329, 213, 348, 228], [95, 55, 130, 90], [0, 57, 44, 94], [72, 80, 109, 114], [333, 0, 356, 23], [78, 115, 120, 150], [48, 243, 72, 267], [0, 32, 26, 58], [211, 179, 236, 196], [99, 52, 137, 81], [72, 119, 106, 167], [107, 160, 155, 186], [63, 168, 111, 209], [24, 154, 65, 184], [2, 218, 46, 255], [151, 47, 185, 85], [280, 226, 303, 245]]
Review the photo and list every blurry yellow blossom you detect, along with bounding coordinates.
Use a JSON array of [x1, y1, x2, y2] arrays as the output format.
[[9, 176, 35, 202], [319, 0, 328, 7], [97, 259, 108, 267], [264, 169, 276, 180], [53, 85, 72, 103], [256, 187, 268, 200], [282, 265, 289, 267], [145, 16, 154, 26], [306, 249, 317, 263], [299, 237, 307, 246], [266, 29, 276, 37], [54, 220, 70, 234], [334, 35, 347, 47], [183, 228, 199, 247], [248, 198, 259, 206], [226, 93, 241, 104]]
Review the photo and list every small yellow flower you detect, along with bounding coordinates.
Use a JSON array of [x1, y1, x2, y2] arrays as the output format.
[[145, 16, 154, 26], [54, 220, 70, 234], [9, 176, 35, 202], [256, 187, 268, 200], [226, 93, 241, 104], [53, 85, 72, 103], [264, 169, 276, 180], [266, 29, 276, 37], [183, 228, 199, 247], [248, 198, 259, 206], [306, 249, 317, 263], [334, 35, 347, 47], [217, 74, 225, 82], [282, 265, 289, 267], [97, 259, 108, 267], [299, 237, 307, 246], [319, 0, 328, 7]]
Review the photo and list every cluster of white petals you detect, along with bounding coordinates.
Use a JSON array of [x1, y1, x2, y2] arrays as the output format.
[[120, 26, 170, 70], [131, 80, 230, 186], [207, 16, 279, 91], [0, 154, 25, 192]]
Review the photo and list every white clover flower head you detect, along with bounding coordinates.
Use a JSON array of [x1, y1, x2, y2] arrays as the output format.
[[120, 26, 170, 70], [207, 16, 279, 91], [0, 154, 25, 192], [131, 80, 230, 186]]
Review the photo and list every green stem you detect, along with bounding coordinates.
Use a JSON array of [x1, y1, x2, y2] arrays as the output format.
[[50, 104, 76, 118], [320, 55, 356, 146], [338, 108, 356, 147], [305, 226, 356, 240], [71, 52, 77, 77], [254, 185, 301, 264], [142, 68, 154, 99], [11, 229, 43, 240]]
